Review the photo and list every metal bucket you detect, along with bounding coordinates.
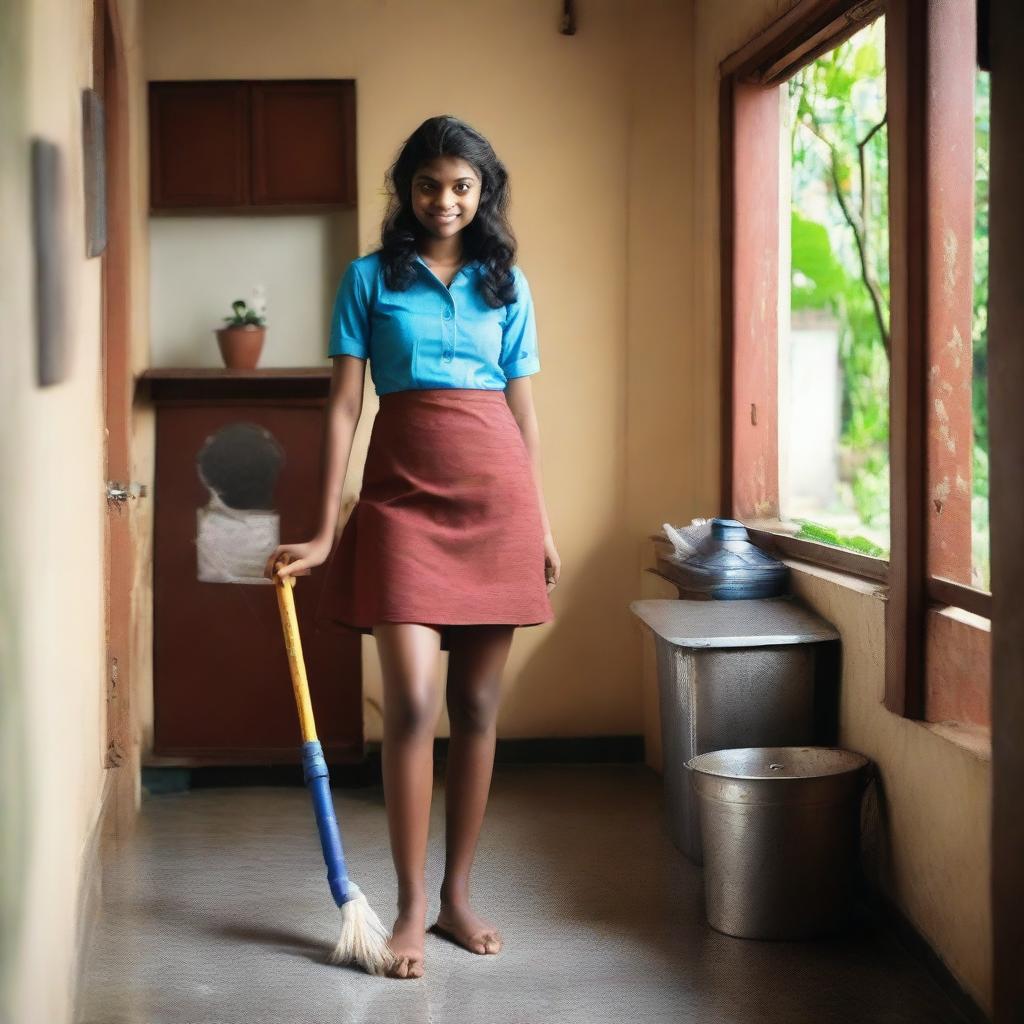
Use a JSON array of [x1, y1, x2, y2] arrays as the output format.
[[687, 746, 870, 940]]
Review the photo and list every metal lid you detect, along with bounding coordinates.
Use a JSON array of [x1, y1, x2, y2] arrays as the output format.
[[629, 597, 840, 648], [687, 746, 870, 780]]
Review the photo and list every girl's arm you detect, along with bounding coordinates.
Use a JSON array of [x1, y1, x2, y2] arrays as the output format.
[[505, 376, 559, 589], [315, 355, 367, 542], [265, 354, 366, 579], [504, 375, 551, 539]]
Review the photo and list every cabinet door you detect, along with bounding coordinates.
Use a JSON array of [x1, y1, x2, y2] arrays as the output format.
[[150, 82, 249, 208], [250, 81, 356, 205], [153, 400, 363, 763]]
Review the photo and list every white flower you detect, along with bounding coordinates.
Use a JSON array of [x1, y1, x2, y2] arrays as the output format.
[[251, 284, 268, 320]]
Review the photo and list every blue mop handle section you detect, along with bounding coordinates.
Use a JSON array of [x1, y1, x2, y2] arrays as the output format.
[[301, 740, 354, 906]]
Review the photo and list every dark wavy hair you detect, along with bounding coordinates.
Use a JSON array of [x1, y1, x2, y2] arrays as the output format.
[[374, 115, 518, 309]]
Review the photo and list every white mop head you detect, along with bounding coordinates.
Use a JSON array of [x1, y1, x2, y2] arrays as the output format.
[[327, 881, 399, 976]]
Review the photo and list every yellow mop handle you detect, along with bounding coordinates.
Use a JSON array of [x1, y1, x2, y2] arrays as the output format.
[[274, 571, 318, 744], [271, 563, 363, 915]]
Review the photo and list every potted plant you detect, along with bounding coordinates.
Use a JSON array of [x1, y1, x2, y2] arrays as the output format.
[[215, 286, 267, 369]]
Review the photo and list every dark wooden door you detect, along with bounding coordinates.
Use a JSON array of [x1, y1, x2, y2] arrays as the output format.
[[149, 81, 249, 208], [251, 80, 356, 204], [152, 393, 362, 763]]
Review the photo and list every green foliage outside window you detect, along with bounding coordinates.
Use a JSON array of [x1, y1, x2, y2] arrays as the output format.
[[971, 70, 990, 589], [788, 20, 890, 550], [787, 19, 989, 585]]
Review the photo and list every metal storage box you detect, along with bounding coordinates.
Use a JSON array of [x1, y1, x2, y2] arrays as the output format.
[[630, 597, 840, 864]]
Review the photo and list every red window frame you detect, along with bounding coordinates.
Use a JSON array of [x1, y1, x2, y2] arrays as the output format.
[[718, 0, 992, 720]]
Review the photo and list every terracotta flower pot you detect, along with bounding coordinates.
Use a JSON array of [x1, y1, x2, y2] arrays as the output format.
[[216, 325, 266, 369]]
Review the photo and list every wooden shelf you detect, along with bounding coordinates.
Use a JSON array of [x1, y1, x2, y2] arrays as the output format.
[[137, 366, 332, 402]]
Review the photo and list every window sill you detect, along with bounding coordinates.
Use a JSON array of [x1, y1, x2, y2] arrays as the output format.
[[743, 518, 889, 583], [919, 721, 992, 763], [774, 560, 991, 752], [781, 554, 888, 599]]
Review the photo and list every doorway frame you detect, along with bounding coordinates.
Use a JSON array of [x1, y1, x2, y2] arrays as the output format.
[[96, 0, 139, 839]]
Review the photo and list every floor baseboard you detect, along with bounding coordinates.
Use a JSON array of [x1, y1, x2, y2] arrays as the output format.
[[140, 735, 648, 792], [861, 888, 991, 1024]]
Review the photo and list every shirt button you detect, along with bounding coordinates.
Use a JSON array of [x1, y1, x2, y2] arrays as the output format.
[[442, 308, 453, 320]]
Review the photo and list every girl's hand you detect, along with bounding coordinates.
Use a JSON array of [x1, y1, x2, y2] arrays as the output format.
[[543, 532, 561, 592], [264, 535, 334, 580]]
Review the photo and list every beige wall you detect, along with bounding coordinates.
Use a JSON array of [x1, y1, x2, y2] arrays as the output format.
[[0, 0, 147, 1020], [143, 0, 699, 743]]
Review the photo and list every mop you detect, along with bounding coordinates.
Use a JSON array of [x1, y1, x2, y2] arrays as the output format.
[[273, 564, 398, 976]]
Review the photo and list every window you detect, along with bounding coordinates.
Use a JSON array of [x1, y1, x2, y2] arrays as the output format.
[[719, 0, 992, 724], [781, 18, 890, 558]]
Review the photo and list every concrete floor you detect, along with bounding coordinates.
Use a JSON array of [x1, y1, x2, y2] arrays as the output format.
[[78, 764, 971, 1024]]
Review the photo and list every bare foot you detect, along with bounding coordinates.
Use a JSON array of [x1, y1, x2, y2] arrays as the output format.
[[385, 903, 426, 979], [430, 901, 502, 955]]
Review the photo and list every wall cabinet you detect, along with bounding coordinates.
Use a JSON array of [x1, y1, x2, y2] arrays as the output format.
[[149, 80, 356, 210], [140, 369, 363, 765]]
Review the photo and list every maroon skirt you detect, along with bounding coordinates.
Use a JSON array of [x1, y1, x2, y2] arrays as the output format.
[[313, 388, 554, 652]]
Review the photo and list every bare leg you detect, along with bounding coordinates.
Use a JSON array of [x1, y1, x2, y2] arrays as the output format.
[[374, 622, 444, 979], [431, 624, 515, 955]]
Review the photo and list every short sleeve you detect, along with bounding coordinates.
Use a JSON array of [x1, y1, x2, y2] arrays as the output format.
[[499, 266, 541, 379], [327, 260, 371, 359]]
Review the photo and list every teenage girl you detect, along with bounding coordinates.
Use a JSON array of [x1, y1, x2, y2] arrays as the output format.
[[264, 114, 559, 980]]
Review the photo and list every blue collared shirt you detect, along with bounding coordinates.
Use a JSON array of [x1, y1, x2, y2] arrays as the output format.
[[327, 250, 541, 395]]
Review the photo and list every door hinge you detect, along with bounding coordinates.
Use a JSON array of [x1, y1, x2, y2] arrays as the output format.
[[105, 480, 147, 505]]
